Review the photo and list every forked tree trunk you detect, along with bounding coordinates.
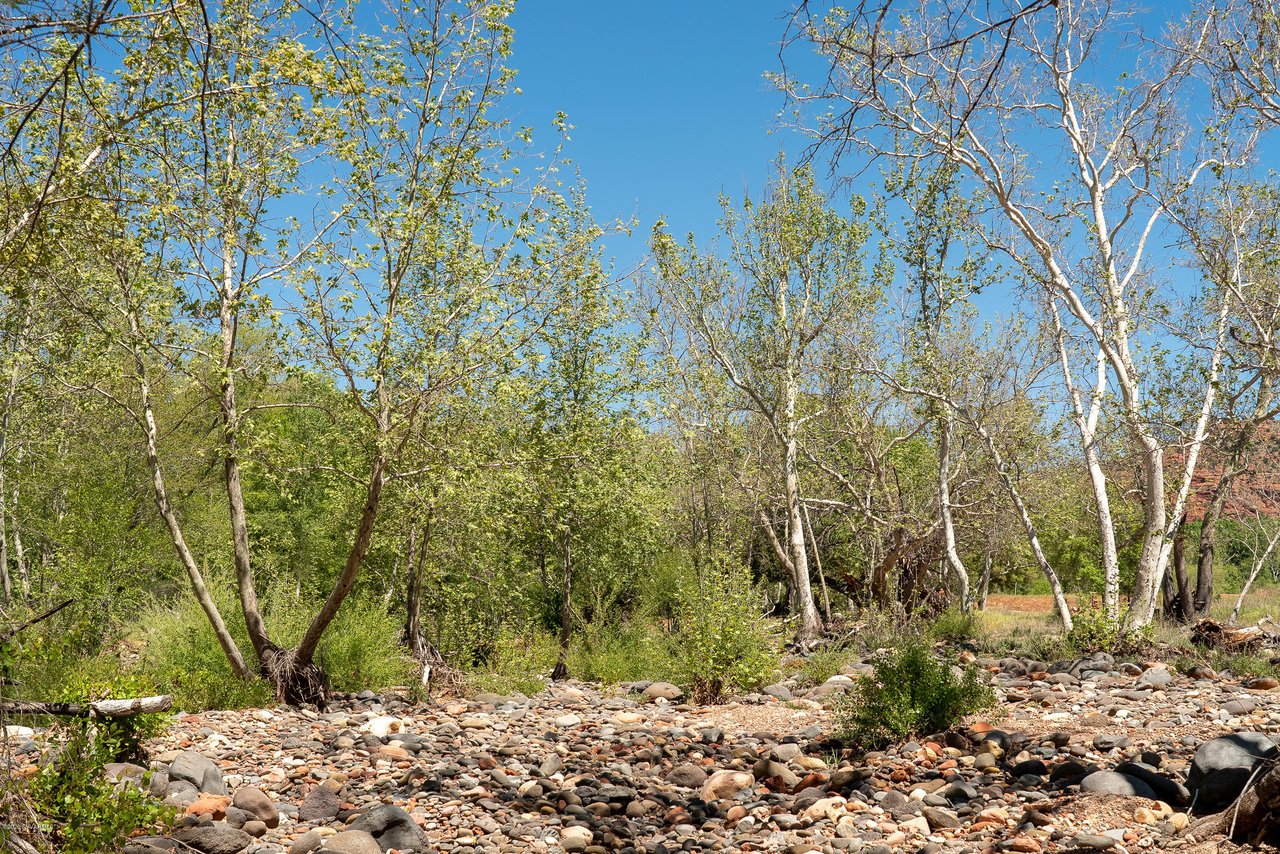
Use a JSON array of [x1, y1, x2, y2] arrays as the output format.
[[1166, 519, 1191, 622], [802, 502, 832, 622], [977, 552, 993, 611]]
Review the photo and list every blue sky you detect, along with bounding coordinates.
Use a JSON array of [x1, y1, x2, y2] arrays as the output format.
[[507, 2, 808, 271]]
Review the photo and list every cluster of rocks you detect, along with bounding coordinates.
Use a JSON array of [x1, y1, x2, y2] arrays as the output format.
[[8, 653, 1280, 854]]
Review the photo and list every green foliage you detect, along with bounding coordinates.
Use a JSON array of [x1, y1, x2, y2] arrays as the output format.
[[790, 644, 855, 688], [979, 627, 1068, 663], [265, 597, 418, 693], [1066, 598, 1153, 654], [566, 619, 677, 685], [1174, 648, 1279, 680], [23, 718, 174, 854], [131, 597, 273, 711], [672, 561, 780, 703], [835, 640, 995, 750], [463, 629, 559, 697], [127, 592, 415, 710], [928, 608, 986, 644]]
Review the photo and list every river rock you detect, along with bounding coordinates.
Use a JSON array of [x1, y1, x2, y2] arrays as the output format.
[[347, 804, 427, 852], [1187, 733, 1280, 813], [170, 751, 227, 796]]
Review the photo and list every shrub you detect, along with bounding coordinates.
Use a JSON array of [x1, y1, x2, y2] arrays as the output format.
[[130, 592, 417, 709], [929, 608, 986, 644], [791, 644, 855, 688], [835, 639, 995, 750], [672, 561, 780, 703], [1066, 597, 1152, 655], [266, 597, 417, 693], [131, 598, 273, 710], [23, 718, 174, 854], [566, 619, 676, 685], [463, 628, 559, 697]]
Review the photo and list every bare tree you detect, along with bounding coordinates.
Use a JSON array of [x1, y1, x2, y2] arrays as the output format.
[[784, 0, 1248, 628]]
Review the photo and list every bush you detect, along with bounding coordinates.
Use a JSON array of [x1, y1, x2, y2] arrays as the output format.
[[672, 561, 780, 703], [131, 598, 273, 710], [790, 644, 854, 688], [929, 608, 986, 644], [1066, 597, 1152, 655], [835, 639, 995, 750], [22, 718, 174, 854], [566, 619, 676, 685], [266, 597, 417, 693], [129, 592, 417, 709], [463, 628, 559, 697]]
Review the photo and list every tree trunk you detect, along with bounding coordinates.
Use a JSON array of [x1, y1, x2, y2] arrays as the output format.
[[11, 483, 28, 601], [977, 551, 993, 611], [127, 309, 252, 681], [218, 201, 274, 666], [402, 510, 434, 658], [292, 453, 387, 674], [1050, 308, 1119, 623], [0, 318, 24, 608], [1167, 518, 1191, 622], [1127, 438, 1169, 630], [969, 414, 1073, 632], [0, 465, 9, 608], [1230, 524, 1280, 625], [552, 528, 572, 681], [803, 502, 832, 622], [1192, 398, 1269, 620], [783, 436, 821, 640], [938, 411, 970, 610]]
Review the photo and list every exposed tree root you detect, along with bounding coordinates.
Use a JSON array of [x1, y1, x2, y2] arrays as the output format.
[[263, 647, 329, 709]]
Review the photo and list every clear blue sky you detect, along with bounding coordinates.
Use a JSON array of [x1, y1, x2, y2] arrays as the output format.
[[507, 2, 808, 271]]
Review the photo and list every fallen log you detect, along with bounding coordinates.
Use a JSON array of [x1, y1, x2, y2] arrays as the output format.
[[1191, 618, 1277, 652], [0, 695, 172, 719]]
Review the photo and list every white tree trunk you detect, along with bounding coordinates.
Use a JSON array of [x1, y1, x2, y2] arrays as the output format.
[[938, 410, 970, 610], [1231, 526, 1280, 626]]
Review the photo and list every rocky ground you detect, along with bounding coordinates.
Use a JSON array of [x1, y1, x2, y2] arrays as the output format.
[[11, 650, 1280, 854]]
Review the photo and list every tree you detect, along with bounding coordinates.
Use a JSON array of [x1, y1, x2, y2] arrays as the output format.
[[785, 0, 1248, 628], [652, 163, 874, 641]]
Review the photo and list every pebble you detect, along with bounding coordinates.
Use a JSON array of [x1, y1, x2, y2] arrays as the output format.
[[86, 646, 1280, 854]]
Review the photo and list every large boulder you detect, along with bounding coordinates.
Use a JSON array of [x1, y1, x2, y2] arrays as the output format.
[[1111, 761, 1190, 807], [641, 682, 683, 702], [700, 770, 755, 801], [231, 786, 279, 828], [347, 804, 427, 852], [665, 763, 708, 788], [298, 781, 342, 822], [1187, 733, 1279, 813], [169, 752, 227, 796]]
